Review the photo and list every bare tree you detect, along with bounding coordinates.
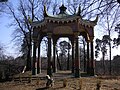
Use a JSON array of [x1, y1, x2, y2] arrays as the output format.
[[5, 0, 52, 71], [99, 2, 120, 75], [117, 0, 120, 4], [4, 0, 120, 72], [95, 35, 112, 74]]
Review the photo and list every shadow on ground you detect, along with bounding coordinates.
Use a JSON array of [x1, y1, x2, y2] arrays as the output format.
[[36, 87, 48, 90], [36, 86, 64, 90]]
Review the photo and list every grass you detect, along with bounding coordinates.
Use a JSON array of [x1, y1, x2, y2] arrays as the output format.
[[0, 71, 120, 90], [0, 77, 120, 90]]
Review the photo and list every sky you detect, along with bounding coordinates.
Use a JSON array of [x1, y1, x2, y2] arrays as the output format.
[[0, 0, 120, 59], [0, 0, 19, 57], [0, 14, 16, 56]]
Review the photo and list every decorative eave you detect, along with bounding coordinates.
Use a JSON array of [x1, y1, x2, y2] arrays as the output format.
[[32, 20, 47, 28], [91, 14, 99, 24], [76, 4, 98, 27], [79, 15, 98, 27], [45, 15, 80, 23], [32, 15, 98, 28], [32, 15, 80, 28], [79, 19, 96, 28]]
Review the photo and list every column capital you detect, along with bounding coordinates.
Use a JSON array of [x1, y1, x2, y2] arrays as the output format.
[[32, 37, 37, 42], [89, 37, 94, 42], [90, 40, 94, 43], [47, 33, 52, 38], [33, 37, 40, 47], [53, 38, 58, 45], [74, 32, 80, 38], [86, 40, 91, 43]]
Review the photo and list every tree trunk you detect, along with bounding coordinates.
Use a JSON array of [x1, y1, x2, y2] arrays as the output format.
[[102, 53, 105, 75], [109, 42, 112, 75]]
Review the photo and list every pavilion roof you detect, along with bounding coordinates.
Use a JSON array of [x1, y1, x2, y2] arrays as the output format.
[[32, 4, 98, 28]]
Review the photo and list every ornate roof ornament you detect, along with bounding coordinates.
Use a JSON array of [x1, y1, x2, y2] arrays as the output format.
[[77, 4, 81, 16], [43, 5, 48, 17], [32, 4, 98, 28], [92, 14, 99, 23], [54, 4, 70, 18], [59, 4, 67, 14]]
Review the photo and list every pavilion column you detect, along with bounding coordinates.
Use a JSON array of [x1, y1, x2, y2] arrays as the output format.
[[32, 40, 37, 75], [67, 41, 70, 70], [71, 38, 75, 73], [90, 41, 95, 76], [37, 40, 41, 74], [83, 40, 86, 72], [47, 33, 52, 76], [87, 41, 90, 74], [53, 41, 57, 73], [74, 33, 80, 78]]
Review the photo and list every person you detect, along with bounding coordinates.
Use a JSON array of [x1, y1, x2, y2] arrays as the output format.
[[46, 75, 54, 88]]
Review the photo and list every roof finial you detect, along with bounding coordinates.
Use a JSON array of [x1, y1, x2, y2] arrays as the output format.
[[43, 5, 48, 17], [93, 14, 99, 23], [92, 14, 99, 24], [77, 4, 81, 16], [59, 4, 67, 14]]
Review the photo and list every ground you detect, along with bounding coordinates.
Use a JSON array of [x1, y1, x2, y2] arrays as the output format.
[[0, 71, 120, 90]]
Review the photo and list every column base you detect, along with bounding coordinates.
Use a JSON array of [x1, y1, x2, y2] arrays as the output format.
[[32, 68, 37, 75], [90, 67, 95, 76], [37, 68, 41, 74], [72, 66, 74, 73], [47, 67, 52, 76], [53, 67, 57, 73], [87, 67, 90, 75]]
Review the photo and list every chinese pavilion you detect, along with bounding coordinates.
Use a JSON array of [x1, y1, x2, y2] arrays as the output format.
[[31, 4, 98, 78]]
